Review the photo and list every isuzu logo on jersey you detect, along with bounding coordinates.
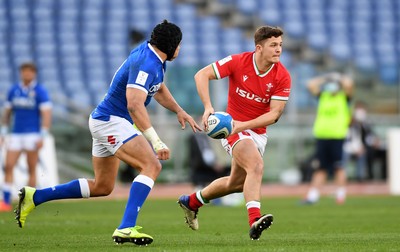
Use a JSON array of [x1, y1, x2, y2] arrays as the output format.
[[235, 87, 269, 103]]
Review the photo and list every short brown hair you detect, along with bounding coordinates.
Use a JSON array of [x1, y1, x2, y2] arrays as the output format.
[[254, 26, 284, 45], [19, 62, 37, 72]]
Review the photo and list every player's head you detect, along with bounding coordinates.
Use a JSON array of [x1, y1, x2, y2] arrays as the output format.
[[254, 26, 284, 63], [150, 20, 182, 61], [19, 62, 37, 84]]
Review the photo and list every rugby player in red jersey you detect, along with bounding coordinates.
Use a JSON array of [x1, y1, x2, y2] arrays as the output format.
[[178, 25, 291, 240]]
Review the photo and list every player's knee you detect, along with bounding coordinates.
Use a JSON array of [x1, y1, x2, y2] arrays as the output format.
[[141, 159, 162, 179], [247, 162, 264, 177], [94, 183, 114, 196]]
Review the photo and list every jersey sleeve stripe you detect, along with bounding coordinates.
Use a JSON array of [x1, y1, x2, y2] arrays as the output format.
[[127, 84, 149, 94], [211, 63, 221, 79], [39, 102, 52, 109], [271, 95, 289, 101]]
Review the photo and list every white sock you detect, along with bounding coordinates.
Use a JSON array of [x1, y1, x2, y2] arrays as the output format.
[[307, 187, 319, 202], [246, 201, 261, 209], [336, 187, 346, 201]]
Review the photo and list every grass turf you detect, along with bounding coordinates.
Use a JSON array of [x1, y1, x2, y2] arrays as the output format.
[[0, 196, 399, 251]]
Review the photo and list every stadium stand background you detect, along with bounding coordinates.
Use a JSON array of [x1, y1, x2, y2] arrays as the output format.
[[0, 0, 398, 183]]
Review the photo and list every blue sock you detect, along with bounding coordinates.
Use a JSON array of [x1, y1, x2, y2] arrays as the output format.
[[33, 179, 90, 206], [2, 183, 12, 205], [3, 190, 11, 205], [118, 175, 154, 229]]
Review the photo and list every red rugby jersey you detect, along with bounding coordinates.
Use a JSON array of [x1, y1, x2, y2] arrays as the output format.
[[211, 52, 291, 134]]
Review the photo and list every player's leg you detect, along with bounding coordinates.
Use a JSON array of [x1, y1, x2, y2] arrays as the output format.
[[177, 150, 246, 230], [25, 150, 39, 187], [334, 168, 347, 204], [332, 139, 347, 204], [303, 139, 329, 204], [15, 156, 119, 228], [303, 169, 326, 203], [1, 133, 25, 211], [111, 135, 160, 245], [0, 149, 21, 211], [24, 133, 44, 187], [229, 139, 273, 240]]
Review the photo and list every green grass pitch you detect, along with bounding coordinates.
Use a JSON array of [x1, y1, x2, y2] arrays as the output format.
[[1, 196, 399, 251]]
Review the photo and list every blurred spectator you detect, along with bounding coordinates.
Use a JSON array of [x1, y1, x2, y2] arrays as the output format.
[[0, 62, 52, 212], [343, 101, 386, 181], [302, 72, 353, 205], [187, 132, 230, 189]]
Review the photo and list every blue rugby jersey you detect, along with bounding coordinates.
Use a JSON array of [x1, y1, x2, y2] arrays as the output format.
[[5, 82, 51, 133], [92, 41, 166, 124]]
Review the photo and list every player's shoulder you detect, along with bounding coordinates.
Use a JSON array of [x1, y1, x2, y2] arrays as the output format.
[[216, 51, 252, 67], [274, 62, 291, 78], [275, 61, 290, 73], [8, 83, 20, 92], [233, 51, 253, 62], [34, 82, 49, 92], [129, 43, 162, 72]]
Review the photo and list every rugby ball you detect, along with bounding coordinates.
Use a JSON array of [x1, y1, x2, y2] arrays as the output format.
[[206, 112, 233, 139]]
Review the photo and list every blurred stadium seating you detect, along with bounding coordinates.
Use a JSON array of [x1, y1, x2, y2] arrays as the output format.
[[0, 0, 398, 182], [0, 0, 398, 113]]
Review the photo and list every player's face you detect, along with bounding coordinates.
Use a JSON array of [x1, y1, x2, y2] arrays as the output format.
[[20, 68, 36, 84], [168, 43, 181, 61], [257, 36, 283, 64]]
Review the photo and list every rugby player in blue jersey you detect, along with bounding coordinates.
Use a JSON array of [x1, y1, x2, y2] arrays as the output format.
[[14, 20, 201, 246], [0, 62, 52, 212]]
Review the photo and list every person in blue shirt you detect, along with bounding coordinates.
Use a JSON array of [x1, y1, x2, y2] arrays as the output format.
[[0, 62, 52, 212], [14, 20, 201, 246]]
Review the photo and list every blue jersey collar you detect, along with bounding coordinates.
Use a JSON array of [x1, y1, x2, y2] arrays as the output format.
[[19, 80, 37, 90], [148, 43, 164, 63]]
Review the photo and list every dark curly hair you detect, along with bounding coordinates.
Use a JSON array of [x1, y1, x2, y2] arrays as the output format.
[[150, 20, 182, 61]]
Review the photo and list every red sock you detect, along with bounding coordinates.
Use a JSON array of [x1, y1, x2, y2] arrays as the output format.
[[189, 193, 203, 210], [248, 207, 261, 227]]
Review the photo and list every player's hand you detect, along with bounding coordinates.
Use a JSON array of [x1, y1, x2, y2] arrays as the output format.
[[153, 139, 170, 160], [176, 110, 202, 133], [231, 120, 245, 135], [202, 107, 215, 131]]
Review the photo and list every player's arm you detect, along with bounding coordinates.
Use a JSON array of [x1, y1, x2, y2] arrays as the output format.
[[39, 105, 52, 136], [232, 100, 287, 134], [153, 84, 201, 132], [194, 64, 218, 130], [0, 105, 12, 144], [307, 75, 327, 96], [126, 87, 169, 160], [340, 75, 354, 97]]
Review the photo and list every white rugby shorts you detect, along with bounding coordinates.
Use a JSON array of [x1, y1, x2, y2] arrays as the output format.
[[89, 115, 140, 157], [6, 133, 42, 151], [221, 129, 268, 156]]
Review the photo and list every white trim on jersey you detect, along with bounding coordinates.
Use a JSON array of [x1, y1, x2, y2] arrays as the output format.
[[211, 63, 221, 79], [271, 95, 289, 101], [127, 84, 149, 94], [148, 43, 164, 63], [252, 53, 275, 77], [19, 80, 37, 89], [39, 101, 52, 109]]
